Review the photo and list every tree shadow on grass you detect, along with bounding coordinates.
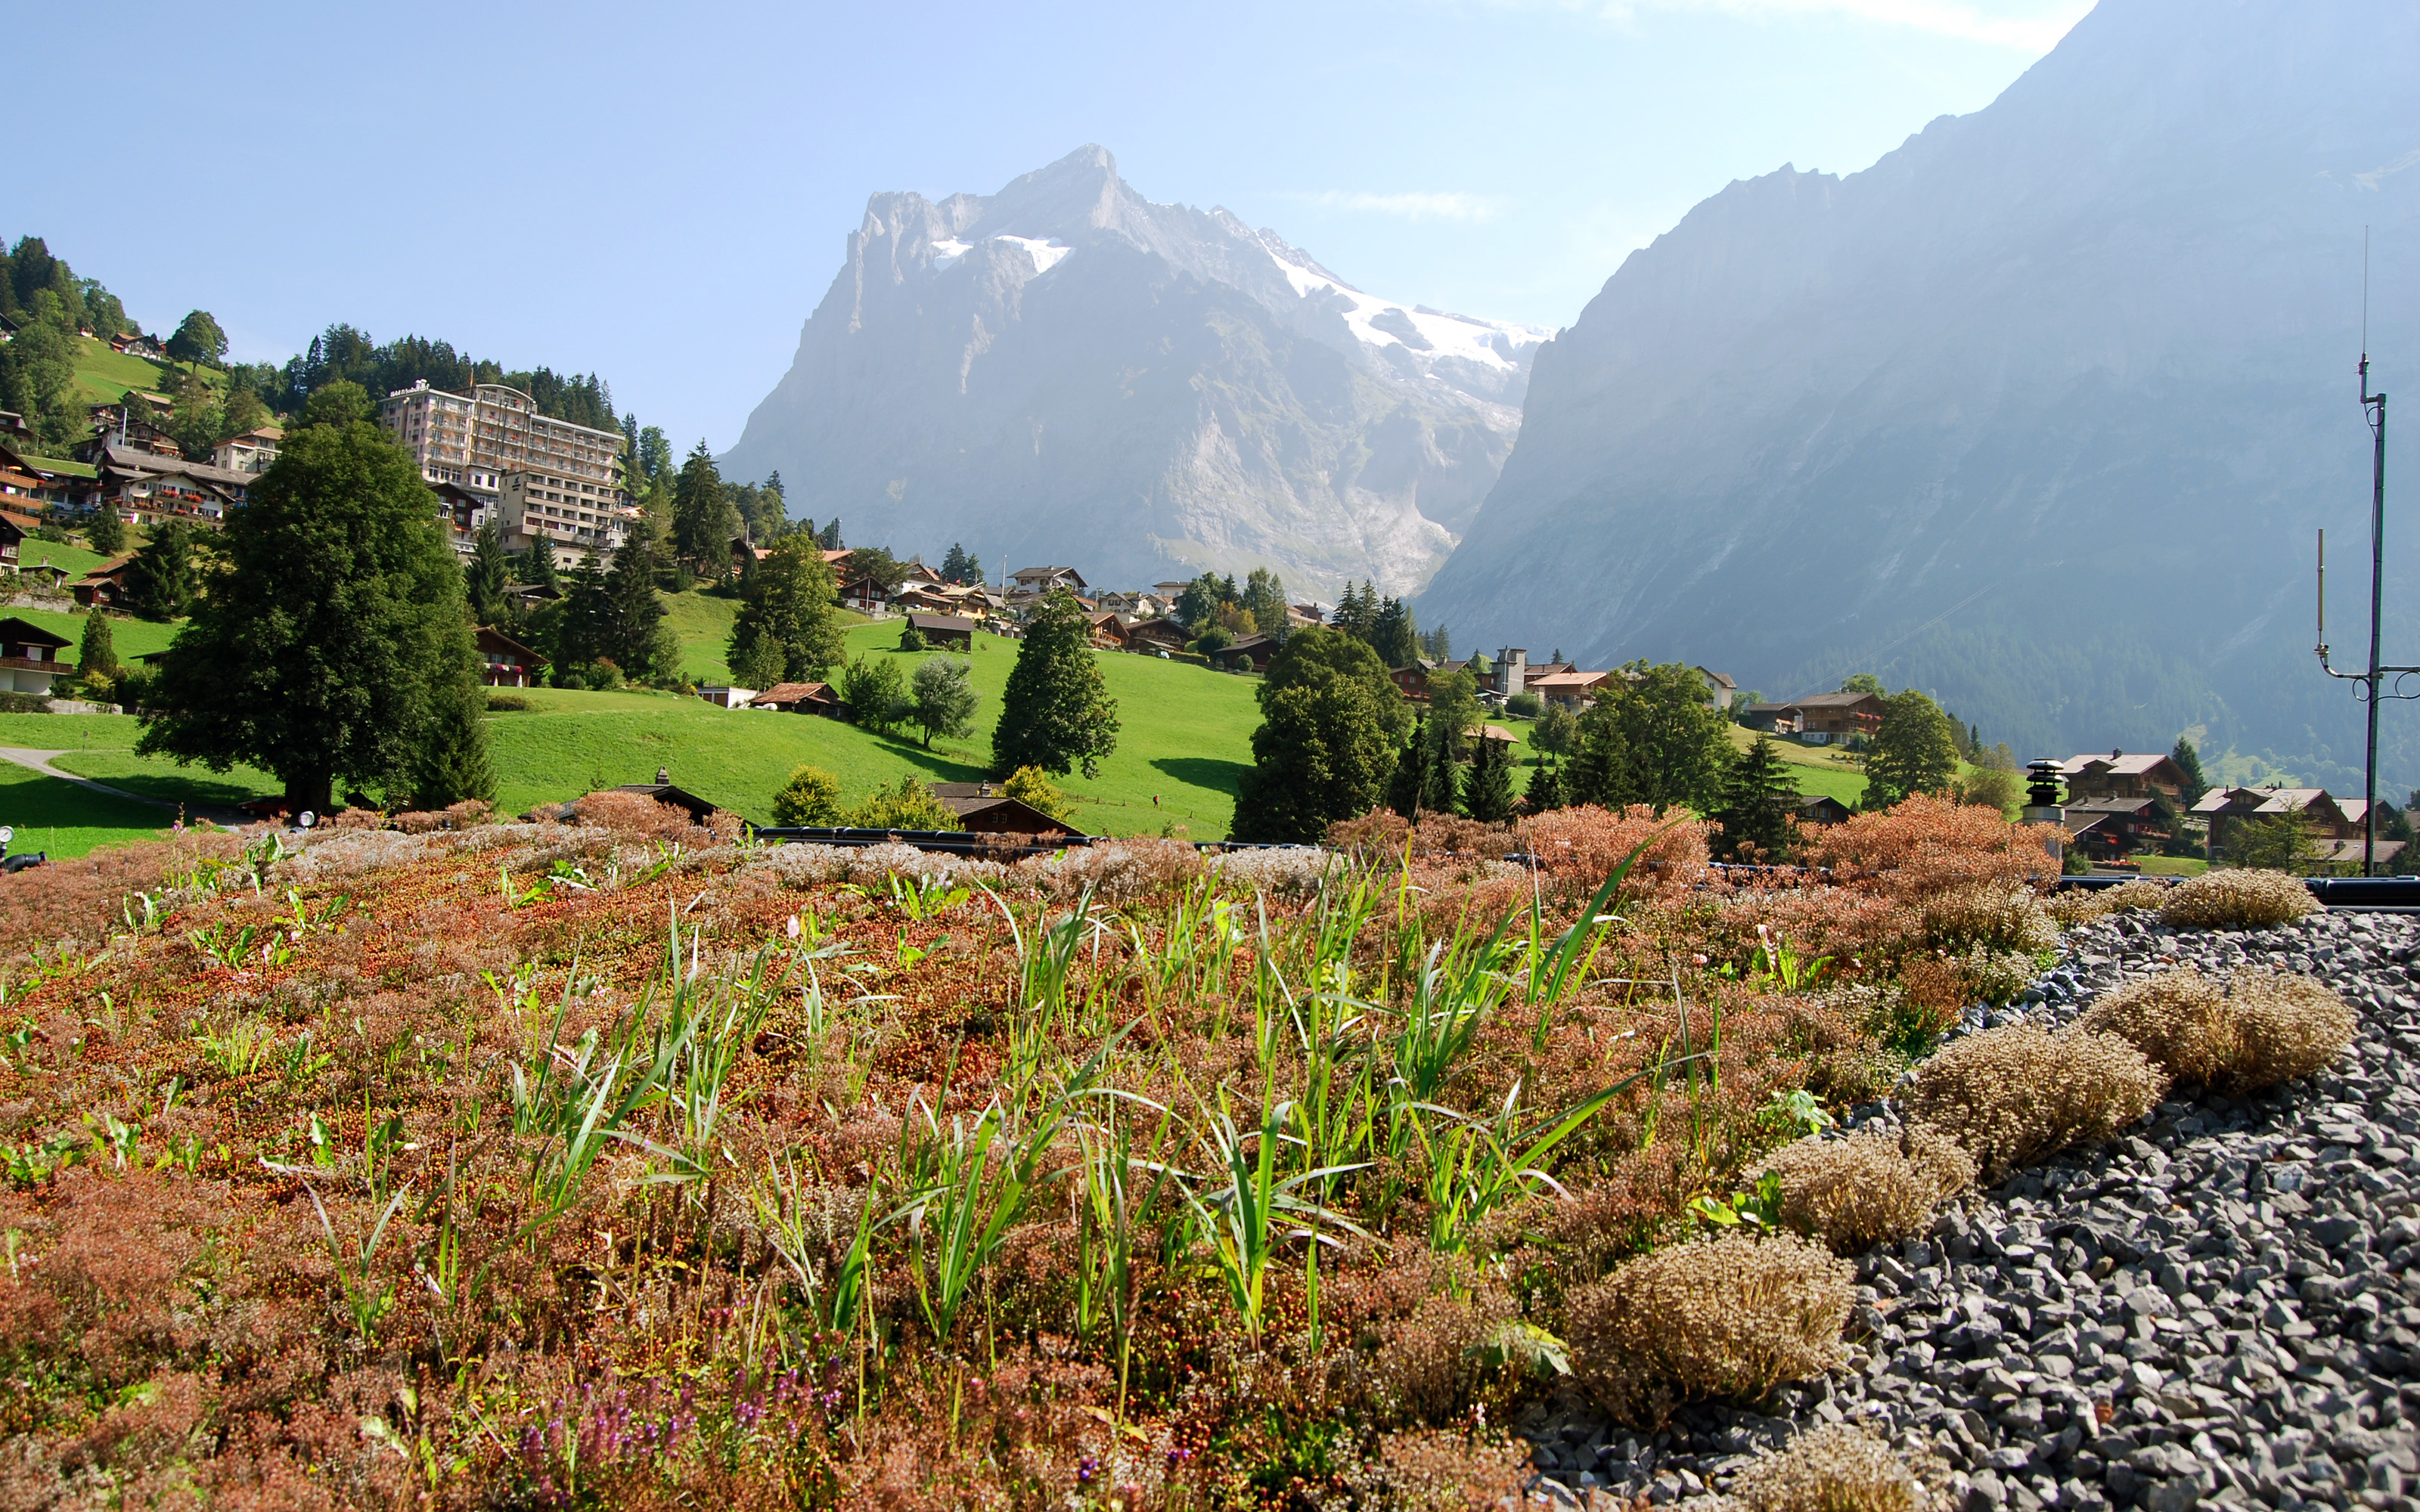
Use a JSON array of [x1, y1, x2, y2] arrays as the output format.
[[1150, 756, 1249, 797]]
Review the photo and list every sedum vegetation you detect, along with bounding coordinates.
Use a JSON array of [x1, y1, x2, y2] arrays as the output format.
[[0, 796, 2357, 1507]]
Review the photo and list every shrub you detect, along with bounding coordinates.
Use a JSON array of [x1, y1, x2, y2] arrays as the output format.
[[485, 692, 532, 711], [1017, 838, 1204, 903], [1919, 883, 2057, 955], [1813, 794, 2055, 901], [1730, 1424, 1950, 1512], [2077, 969, 2235, 1086], [1517, 802, 1711, 903], [1566, 1232, 1852, 1424], [2046, 888, 2109, 925], [1759, 1126, 1976, 1255], [842, 775, 960, 832], [1212, 845, 1337, 898], [571, 789, 700, 841], [2102, 878, 2168, 912], [771, 764, 843, 826], [2159, 869, 2319, 929], [2220, 971, 2357, 1089], [1899, 1024, 2167, 1177], [1336, 1429, 1530, 1512], [1001, 765, 1078, 826]]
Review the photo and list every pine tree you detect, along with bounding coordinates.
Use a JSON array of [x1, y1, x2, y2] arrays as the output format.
[[76, 609, 117, 681], [940, 542, 973, 584], [992, 587, 1120, 778], [408, 658, 497, 808], [519, 541, 560, 593], [1709, 736, 1801, 862], [2171, 736, 2210, 806], [125, 521, 196, 620], [1422, 668, 1481, 813], [818, 518, 842, 550], [466, 522, 511, 627], [1242, 567, 1288, 636], [1465, 730, 1515, 823], [672, 440, 738, 568], [85, 506, 125, 556], [557, 550, 610, 675], [1523, 759, 1568, 814], [1385, 714, 1432, 817], [603, 536, 669, 680], [1370, 595, 1418, 668]]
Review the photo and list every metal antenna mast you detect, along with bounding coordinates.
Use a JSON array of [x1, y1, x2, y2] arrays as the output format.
[[2317, 231, 2399, 875]]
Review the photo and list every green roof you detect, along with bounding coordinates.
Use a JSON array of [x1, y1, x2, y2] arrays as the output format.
[[17, 455, 97, 479]]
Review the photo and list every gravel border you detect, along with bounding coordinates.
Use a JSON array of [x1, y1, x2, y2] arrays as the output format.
[[1522, 909, 2420, 1510]]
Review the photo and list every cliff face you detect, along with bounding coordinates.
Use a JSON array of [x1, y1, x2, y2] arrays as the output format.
[[1416, 0, 2420, 785], [720, 147, 1547, 596]]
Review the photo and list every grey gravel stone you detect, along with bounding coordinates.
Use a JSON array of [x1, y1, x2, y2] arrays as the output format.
[[1525, 909, 2420, 1508]]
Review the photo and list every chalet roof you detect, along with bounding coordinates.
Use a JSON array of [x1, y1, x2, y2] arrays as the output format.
[[1221, 633, 1276, 653], [2059, 751, 2182, 778], [1464, 723, 1517, 745], [0, 447, 95, 480], [1696, 666, 1736, 689], [92, 445, 257, 488], [0, 509, 39, 533], [1787, 691, 1885, 709], [0, 616, 70, 649], [79, 553, 138, 582], [474, 626, 546, 665], [2064, 797, 2158, 816], [753, 681, 838, 705], [603, 784, 718, 825], [927, 782, 1087, 836], [2191, 785, 2333, 816], [906, 612, 977, 634], [1530, 670, 1609, 689]]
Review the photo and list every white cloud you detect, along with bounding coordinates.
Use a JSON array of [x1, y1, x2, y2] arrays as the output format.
[[1289, 191, 1509, 222], [1537, 0, 2089, 52]]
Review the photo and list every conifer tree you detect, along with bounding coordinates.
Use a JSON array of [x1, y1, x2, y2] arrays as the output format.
[[1523, 758, 1568, 814], [76, 609, 117, 683], [557, 550, 610, 675], [1465, 729, 1515, 823], [1386, 714, 1432, 817], [604, 536, 669, 680], [1370, 595, 1419, 668], [518, 541, 560, 593], [2170, 736, 2210, 806], [1422, 668, 1481, 814], [408, 658, 497, 808], [818, 518, 842, 550], [1708, 736, 1801, 861], [672, 440, 739, 568], [125, 520, 196, 620], [86, 506, 125, 556], [466, 522, 511, 627], [993, 587, 1119, 778]]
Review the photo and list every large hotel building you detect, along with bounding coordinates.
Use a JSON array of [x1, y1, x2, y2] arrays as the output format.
[[379, 380, 639, 562]]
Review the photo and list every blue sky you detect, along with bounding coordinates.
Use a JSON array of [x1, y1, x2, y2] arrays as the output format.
[[9, 0, 2085, 457]]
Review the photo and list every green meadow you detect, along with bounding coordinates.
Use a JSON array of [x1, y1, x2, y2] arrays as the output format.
[[0, 620, 1270, 850]]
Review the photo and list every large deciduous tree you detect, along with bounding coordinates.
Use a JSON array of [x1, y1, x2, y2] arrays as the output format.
[[1231, 627, 1410, 843], [993, 587, 1119, 779], [166, 310, 227, 375], [1567, 662, 1731, 814], [135, 408, 491, 814], [728, 535, 846, 682], [909, 655, 979, 749], [1862, 689, 1962, 810]]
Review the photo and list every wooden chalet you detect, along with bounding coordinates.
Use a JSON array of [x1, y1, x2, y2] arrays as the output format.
[[1122, 616, 1190, 655], [0, 616, 72, 696], [73, 553, 137, 609], [1209, 633, 1277, 674], [2192, 785, 2384, 864], [751, 681, 846, 717], [1528, 669, 1612, 710], [1010, 565, 1088, 595], [929, 781, 1087, 838], [475, 627, 548, 688], [1085, 611, 1128, 649], [2058, 750, 2189, 804], [2062, 798, 2173, 863], [1739, 691, 1885, 743], [904, 613, 976, 652], [0, 509, 39, 572], [1798, 795, 1854, 826]]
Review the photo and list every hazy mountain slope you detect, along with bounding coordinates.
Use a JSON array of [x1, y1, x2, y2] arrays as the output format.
[[721, 147, 1547, 595], [1417, 0, 2420, 789]]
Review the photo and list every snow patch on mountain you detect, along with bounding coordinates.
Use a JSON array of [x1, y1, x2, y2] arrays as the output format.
[[1266, 250, 1547, 370]]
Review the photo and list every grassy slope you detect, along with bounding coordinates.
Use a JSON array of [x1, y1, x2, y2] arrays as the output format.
[[482, 621, 1261, 835], [0, 757, 182, 860], [1723, 724, 1871, 805], [10, 607, 182, 661], [13, 538, 115, 583], [660, 590, 740, 684], [68, 336, 218, 406]]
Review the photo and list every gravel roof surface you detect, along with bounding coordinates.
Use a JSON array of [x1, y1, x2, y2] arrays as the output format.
[[1523, 908, 2420, 1510]]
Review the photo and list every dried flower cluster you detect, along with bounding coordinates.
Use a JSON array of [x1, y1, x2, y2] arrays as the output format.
[[1758, 1126, 1977, 1254], [2158, 867, 2320, 929], [1899, 1024, 2168, 1177], [1729, 1423, 1952, 1512]]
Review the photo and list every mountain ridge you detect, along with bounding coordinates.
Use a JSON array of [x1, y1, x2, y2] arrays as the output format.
[[1416, 0, 2420, 788], [721, 146, 1547, 595]]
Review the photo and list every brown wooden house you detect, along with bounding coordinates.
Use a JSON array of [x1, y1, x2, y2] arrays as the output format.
[[2058, 750, 2189, 803], [1210, 633, 1278, 674], [929, 781, 1087, 838], [752, 681, 847, 717], [475, 627, 548, 688], [0, 616, 72, 695], [904, 613, 976, 652]]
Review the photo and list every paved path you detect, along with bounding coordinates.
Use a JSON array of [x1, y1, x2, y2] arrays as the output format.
[[0, 747, 251, 827]]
